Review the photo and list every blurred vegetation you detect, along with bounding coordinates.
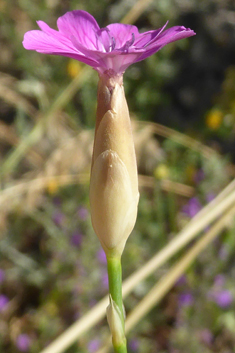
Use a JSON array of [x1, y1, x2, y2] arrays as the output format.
[[0, 0, 235, 352]]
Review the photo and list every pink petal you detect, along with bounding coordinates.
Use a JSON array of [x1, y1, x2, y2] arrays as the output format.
[[134, 22, 168, 48], [133, 30, 160, 48], [70, 35, 104, 61], [37, 20, 59, 35], [155, 26, 196, 46], [22, 29, 99, 67], [135, 26, 196, 62], [57, 10, 100, 50]]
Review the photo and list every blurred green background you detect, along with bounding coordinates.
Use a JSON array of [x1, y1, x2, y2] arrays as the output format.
[[1, 0, 235, 352]]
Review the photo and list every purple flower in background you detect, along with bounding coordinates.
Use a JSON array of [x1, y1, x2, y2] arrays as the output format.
[[88, 339, 100, 352], [129, 338, 140, 351], [214, 274, 225, 288], [206, 192, 216, 203], [219, 245, 229, 260], [178, 292, 194, 307], [77, 206, 88, 220], [182, 197, 202, 218], [200, 329, 213, 345], [52, 196, 62, 206], [194, 169, 205, 184], [52, 211, 66, 227], [16, 334, 31, 352], [208, 276, 233, 308], [97, 248, 107, 264], [0, 269, 5, 283], [70, 232, 83, 247], [0, 294, 9, 312], [176, 275, 187, 286], [101, 271, 109, 289], [214, 290, 233, 308], [22, 10, 195, 75]]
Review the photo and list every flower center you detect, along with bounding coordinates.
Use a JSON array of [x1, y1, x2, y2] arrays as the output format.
[[121, 33, 135, 52], [96, 28, 116, 52]]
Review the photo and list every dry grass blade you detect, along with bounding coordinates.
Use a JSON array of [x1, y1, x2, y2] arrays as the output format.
[[40, 296, 109, 353], [161, 179, 194, 197], [0, 66, 92, 178], [97, 205, 235, 353], [187, 178, 235, 224], [0, 72, 38, 119], [0, 173, 193, 213], [0, 174, 89, 208], [39, 179, 235, 353], [0, 121, 20, 147], [138, 175, 194, 197], [121, 179, 235, 297], [0, 121, 43, 167], [125, 207, 235, 332], [139, 121, 215, 158], [121, 0, 153, 24]]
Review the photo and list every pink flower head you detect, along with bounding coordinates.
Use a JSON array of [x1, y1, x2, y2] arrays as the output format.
[[23, 10, 195, 75]]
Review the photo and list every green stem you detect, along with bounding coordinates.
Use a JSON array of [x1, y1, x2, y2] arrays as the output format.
[[113, 345, 128, 353], [107, 256, 127, 353], [107, 256, 124, 318]]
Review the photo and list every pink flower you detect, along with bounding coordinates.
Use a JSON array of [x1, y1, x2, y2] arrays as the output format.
[[16, 334, 31, 352], [23, 10, 195, 75]]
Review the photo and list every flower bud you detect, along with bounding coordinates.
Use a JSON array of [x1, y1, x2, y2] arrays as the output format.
[[89, 72, 139, 256], [106, 295, 126, 347]]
